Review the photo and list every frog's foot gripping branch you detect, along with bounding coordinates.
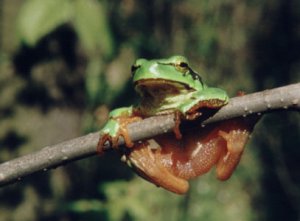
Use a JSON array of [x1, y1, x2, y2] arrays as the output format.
[[173, 111, 183, 140], [97, 116, 142, 154]]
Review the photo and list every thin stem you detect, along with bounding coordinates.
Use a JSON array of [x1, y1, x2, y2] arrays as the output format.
[[0, 83, 299, 187]]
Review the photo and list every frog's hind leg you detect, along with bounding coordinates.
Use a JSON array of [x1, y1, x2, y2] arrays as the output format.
[[127, 140, 189, 194], [216, 127, 250, 180]]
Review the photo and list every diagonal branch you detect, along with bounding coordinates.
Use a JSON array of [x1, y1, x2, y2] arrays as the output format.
[[0, 83, 299, 187]]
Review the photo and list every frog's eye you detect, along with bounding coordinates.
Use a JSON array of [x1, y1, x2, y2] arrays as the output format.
[[175, 62, 189, 73], [131, 65, 140, 75], [178, 62, 188, 68]]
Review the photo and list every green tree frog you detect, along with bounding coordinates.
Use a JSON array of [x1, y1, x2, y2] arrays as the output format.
[[97, 55, 257, 194]]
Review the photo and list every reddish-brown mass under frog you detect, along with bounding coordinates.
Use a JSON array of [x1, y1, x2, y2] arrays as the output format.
[[97, 56, 259, 194]]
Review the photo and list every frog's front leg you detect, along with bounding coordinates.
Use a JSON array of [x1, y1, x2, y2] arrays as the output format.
[[172, 88, 228, 140], [181, 87, 229, 121], [97, 107, 142, 154]]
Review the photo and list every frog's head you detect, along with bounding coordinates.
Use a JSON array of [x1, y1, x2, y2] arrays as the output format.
[[131, 55, 205, 97]]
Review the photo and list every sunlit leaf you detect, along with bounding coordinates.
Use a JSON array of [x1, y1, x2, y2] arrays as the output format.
[[17, 0, 72, 46], [85, 58, 104, 105], [73, 0, 113, 56]]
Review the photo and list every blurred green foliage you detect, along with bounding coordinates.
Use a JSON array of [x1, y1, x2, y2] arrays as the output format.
[[0, 0, 299, 221], [17, 0, 113, 55]]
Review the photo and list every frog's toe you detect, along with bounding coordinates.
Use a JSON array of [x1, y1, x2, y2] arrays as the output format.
[[97, 134, 111, 154], [173, 111, 183, 140], [97, 133, 120, 154]]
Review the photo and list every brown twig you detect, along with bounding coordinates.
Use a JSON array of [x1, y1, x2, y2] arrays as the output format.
[[0, 83, 299, 187]]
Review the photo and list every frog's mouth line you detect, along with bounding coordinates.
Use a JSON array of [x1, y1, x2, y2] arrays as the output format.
[[134, 79, 194, 96]]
